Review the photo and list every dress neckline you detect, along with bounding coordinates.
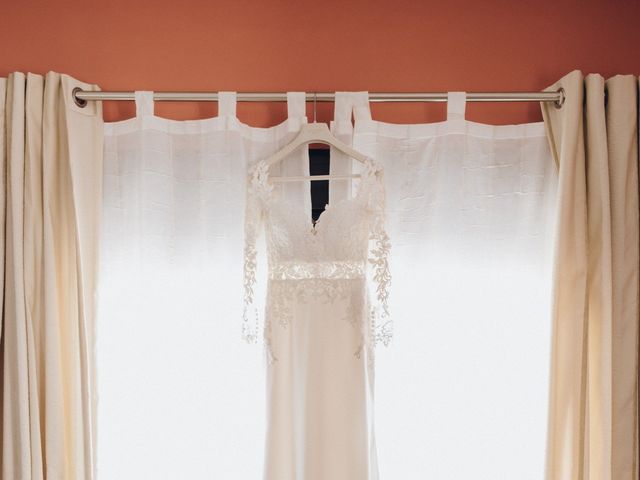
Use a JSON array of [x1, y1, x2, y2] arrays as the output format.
[[249, 156, 383, 234]]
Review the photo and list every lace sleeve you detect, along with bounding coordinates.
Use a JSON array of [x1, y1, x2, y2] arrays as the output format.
[[365, 162, 393, 347], [242, 161, 271, 343]]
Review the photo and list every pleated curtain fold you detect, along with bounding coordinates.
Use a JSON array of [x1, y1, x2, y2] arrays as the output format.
[[0, 72, 103, 480], [542, 69, 639, 480]]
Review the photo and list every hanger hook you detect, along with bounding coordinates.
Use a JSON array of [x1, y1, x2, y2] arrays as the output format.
[[313, 92, 317, 123]]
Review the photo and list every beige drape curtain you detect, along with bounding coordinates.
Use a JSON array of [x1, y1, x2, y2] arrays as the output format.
[[542, 70, 639, 480], [0, 72, 103, 480]]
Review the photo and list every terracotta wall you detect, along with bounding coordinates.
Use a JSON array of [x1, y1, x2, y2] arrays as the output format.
[[1, 0, 639, 126]]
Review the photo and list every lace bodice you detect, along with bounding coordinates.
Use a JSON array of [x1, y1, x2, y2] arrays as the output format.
[[242, 156, 392, 358]]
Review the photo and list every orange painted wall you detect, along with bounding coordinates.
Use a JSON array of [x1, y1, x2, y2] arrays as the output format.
[[1, 0, 639, 126]]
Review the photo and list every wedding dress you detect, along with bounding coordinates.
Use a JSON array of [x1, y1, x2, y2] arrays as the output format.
[[242, 156, 392, 480]]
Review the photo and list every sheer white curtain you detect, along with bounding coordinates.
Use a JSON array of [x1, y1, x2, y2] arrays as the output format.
[[99, 89, 558, 479], [97, 92, 309, 479], [331, 92, 558, 479]]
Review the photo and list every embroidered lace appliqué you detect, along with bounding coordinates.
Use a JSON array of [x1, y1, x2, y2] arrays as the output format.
[[241, 161, 272, 344], [241, 156, 392, 361]]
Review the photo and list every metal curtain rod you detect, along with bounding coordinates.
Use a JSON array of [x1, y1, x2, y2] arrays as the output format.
[[72, 89, 565, 108]]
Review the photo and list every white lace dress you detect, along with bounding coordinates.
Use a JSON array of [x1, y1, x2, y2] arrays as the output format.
[[242, 157, 391, 480]]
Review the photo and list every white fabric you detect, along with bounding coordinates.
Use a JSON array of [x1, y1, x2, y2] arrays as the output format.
[[329, 91, 371, 202], [242, 155, 390, 479], [332, 93, 558, 479], [99, 88, 558, 479], [98, 92, 309, 479]]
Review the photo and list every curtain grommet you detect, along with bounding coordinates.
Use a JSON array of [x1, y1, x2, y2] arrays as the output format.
[[72, 87, 88, 108], [554, 87, 565, 109]]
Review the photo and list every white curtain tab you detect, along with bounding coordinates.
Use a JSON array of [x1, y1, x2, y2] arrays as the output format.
[[218, 91, 236, 117], [329, 91, 371, 204], [446, 91, 467, 121], [134, 91, 154, 117]]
